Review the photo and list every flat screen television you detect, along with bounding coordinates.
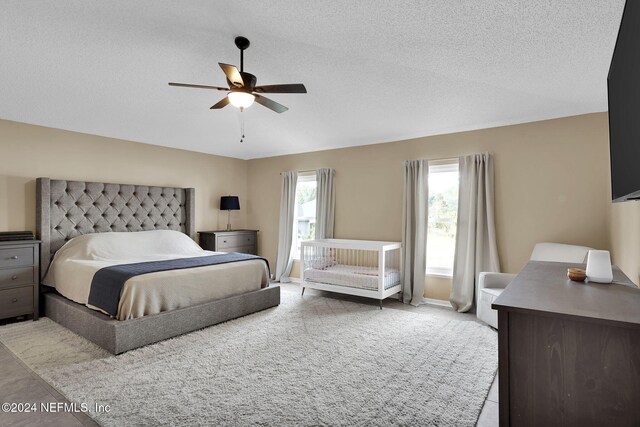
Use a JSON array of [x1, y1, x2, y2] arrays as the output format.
[[608, 0, 640, 202]]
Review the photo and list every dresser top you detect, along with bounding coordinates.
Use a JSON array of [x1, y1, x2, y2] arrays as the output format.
[[0, 239, 41, 245], [492, 261, 640, 326]]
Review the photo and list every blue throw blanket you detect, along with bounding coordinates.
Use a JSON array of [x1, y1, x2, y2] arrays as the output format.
[[88, 253, 270, 317]]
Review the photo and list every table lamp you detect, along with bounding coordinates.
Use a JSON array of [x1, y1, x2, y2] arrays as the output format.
[[220, 196, 240, 231]]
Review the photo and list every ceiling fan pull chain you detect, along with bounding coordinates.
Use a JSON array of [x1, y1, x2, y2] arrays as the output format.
[[240, 113, 245, 143]]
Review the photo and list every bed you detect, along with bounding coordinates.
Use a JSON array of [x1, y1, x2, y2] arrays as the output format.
[[300, 239, 402, 308], [36, 178, 280, 354]]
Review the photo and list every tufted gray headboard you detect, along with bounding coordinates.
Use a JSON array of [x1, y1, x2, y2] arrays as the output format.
[[36, 178, 195, 279]]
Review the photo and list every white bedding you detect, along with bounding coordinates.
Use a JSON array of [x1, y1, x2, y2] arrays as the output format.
[[303, 264, 401, 291], [44, 230, 269, 320]]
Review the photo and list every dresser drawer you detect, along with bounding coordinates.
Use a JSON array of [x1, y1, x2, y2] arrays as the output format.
[[0, 247, 34, 268], [0, 286, 34, 319], [217, 233, 256, 249], [0, 267, 34, 289]]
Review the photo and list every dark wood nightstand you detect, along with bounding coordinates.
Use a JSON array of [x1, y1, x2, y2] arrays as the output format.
[[0, 240, 40, 321], [198, 230, 258, 255]]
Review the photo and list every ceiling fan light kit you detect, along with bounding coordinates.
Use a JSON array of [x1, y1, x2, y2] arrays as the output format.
[[227, 91, 255, 109], [169, 36, 306, 114]]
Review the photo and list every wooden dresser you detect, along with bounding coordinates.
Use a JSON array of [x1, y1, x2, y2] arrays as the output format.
[[0, 240, 40, 321], [492, 261, 640, 427], [198, 230, 258, 255]]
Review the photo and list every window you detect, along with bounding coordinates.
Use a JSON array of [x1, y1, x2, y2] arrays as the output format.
[[426, 161, 459, 277], [292, 174, 317, 259]]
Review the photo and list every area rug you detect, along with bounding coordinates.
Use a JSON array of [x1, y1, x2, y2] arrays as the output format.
[[0, 290, 497, 427]]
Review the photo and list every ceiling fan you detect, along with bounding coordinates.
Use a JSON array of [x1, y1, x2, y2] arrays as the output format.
[[168, 36, 307, 113]]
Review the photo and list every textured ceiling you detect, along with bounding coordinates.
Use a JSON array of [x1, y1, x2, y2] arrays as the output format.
[[0, 1, 626, 159]]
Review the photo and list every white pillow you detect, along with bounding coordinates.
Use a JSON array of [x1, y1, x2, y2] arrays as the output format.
[[56, 229, 202, 261]]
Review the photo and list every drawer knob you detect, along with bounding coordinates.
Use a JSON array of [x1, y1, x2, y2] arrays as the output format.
[[11, 275, 17, 280], [11, 298, 18, 303], [10, 256, 18, 260], [223, 240, 227, 243]]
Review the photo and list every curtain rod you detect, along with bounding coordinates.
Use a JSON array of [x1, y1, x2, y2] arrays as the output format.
[[280, 169, 317, 175], [421, 156, 459, 163], [428, 152, 491, 162], [278, 156, 471, 175], [407, 153, 491, 163], [423, 157, 459, 167]]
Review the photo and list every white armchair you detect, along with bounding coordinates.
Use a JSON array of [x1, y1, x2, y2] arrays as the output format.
[[477, 242, 593, 328]]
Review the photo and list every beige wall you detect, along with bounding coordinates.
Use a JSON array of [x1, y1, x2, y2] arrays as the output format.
[[610, 202, 640, 285], [2, 114, 622, 299], [0, 119, 248, 235], [247, 113, 612, 299], [424, 276, 452, 301]]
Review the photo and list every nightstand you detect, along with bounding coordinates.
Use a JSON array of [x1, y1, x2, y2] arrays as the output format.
[[198, 230, 258, 255], [0, 240, 40, 321]]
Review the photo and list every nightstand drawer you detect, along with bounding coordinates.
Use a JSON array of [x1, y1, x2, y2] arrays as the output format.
[[0, 247, 34, 268], [217, 233, 256, 249], [0, 267, 34, 289], [222, 245, 257, 255], [198, 230, 258, 255], [0, 286, 34, 318]]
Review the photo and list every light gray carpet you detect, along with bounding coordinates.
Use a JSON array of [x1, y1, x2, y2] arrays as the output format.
[[0, 289, 497, 427]]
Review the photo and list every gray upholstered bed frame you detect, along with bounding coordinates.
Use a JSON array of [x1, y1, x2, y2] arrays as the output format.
[[36, 178, 279, 354]]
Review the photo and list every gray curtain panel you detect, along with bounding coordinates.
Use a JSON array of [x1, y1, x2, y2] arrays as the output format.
[[450, 153, 501, 312], [401, 160, 429, 306], [315, 168, 336, 239], [275, 171, 298, 282]]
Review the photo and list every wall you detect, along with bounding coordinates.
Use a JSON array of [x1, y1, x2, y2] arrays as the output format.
[[246, 113, 612, 299], [610, 202, 640, 285], [0, 119, 247, 235], [1, 114, 621, 298]]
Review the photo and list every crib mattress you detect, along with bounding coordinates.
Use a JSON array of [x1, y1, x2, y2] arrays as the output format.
[[303, 264, 401, 291]]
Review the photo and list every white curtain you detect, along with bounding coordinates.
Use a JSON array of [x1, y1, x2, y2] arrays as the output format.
[[401, 160, 429, 306], [315, 168, 336, 239], [450, 153, 500, 312], [275, 171, 298, 282]]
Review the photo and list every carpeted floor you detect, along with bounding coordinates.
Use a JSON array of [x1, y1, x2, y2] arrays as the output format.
[[0, 288, 497, 427]]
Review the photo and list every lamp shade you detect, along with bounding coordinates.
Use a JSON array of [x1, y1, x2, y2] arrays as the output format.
[[220, 196, 240, 211]]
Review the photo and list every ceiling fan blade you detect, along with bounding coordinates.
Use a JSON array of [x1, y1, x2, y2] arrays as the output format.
[[210, 97, 230, 109], [219, 63, 244, 88], [168, 82, 228, 91], [254, 84, 307, 94], [254, 94, 288, 113]]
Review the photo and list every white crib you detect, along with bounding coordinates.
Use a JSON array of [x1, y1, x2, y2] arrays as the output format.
[[300, 239, 402, 308]]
